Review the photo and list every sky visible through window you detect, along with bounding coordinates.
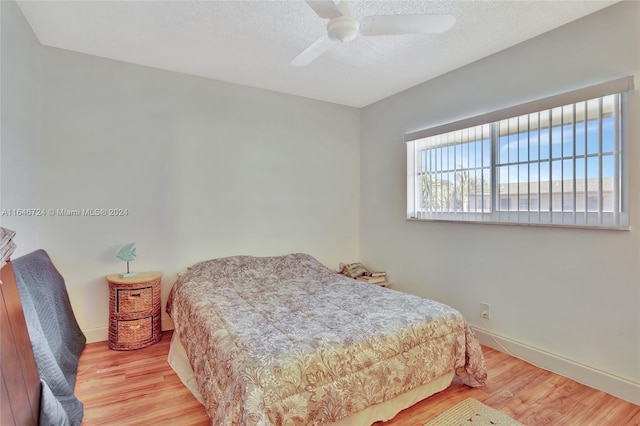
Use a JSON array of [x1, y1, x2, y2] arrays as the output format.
[[420, 116, 616, 184], [496, 115, 615, 184]]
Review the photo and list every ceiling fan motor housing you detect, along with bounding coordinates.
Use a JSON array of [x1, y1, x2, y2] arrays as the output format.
[[327, 16, 360, 42]]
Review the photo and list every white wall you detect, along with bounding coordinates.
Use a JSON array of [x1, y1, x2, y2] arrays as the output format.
[[360, 1, 639, 403], [37, 47, 360, 342], [0, 0, 41, 255]]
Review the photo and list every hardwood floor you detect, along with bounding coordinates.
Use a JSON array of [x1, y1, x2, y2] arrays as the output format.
[[75, 331, 640, 425]]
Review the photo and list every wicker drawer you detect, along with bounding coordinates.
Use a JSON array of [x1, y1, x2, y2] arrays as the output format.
[[116, 317, 153, 343], [107, 271, 162, 350], [116, 286, 152, 313]]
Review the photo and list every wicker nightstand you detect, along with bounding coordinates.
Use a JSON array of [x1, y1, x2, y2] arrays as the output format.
[[106, 271, 162, 350]]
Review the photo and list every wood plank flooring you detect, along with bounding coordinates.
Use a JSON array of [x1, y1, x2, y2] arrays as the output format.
[[75, 331, 640, 425]]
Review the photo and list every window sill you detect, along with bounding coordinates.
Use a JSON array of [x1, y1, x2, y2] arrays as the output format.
[[406, 216, 630, 231]]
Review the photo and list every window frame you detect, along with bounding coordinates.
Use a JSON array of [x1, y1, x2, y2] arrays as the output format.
[[405, 77, 633, 230]]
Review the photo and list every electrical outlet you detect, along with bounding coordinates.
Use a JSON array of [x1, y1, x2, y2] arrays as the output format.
[[480, 302, 491, 320]]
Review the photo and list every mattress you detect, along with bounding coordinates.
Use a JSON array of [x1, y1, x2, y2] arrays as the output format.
[[166, 253, 487, 425]]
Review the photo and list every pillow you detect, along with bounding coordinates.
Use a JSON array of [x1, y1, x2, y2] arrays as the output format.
[[338, 262, 370, 278]]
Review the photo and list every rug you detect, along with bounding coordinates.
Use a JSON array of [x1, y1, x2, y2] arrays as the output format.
[[424, 398, 524, 426]]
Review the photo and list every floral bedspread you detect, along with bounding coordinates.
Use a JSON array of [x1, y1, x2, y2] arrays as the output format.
[[167, 253, 487, 425]]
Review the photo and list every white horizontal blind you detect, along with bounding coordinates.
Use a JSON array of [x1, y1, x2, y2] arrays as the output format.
[[406, 78, 632, 229]]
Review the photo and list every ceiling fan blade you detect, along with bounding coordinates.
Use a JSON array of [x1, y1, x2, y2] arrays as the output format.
[[305, 0, 344, 19], [291, 35, 335, 67], [360, 14, 456, 36]]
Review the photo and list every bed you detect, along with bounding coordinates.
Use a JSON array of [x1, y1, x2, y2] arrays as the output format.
[[166, 253, 487, 425]]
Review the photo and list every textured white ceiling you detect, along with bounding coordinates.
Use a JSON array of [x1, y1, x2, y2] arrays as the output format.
[[17, 0, 617, 107]]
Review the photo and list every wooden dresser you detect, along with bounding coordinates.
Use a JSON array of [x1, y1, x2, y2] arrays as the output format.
[[1, 259, 41, 426], [106, 272, 162, 350]]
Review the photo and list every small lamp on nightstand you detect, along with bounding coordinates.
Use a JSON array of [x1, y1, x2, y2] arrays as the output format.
[[116, 242, 138, 278]]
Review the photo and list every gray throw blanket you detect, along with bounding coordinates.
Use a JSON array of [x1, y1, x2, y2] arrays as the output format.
[[13, 249, 86, 426]]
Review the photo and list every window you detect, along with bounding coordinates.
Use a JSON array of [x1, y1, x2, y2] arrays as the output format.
[[405, 77, 632, 228]]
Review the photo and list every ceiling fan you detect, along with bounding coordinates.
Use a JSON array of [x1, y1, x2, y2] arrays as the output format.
[[291, 0, 456, 67]]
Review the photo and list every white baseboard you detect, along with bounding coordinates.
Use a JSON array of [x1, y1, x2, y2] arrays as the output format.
[[473, 326, 640, 405], [83, 326, 107, 344], [82, 316, 175, 344]]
